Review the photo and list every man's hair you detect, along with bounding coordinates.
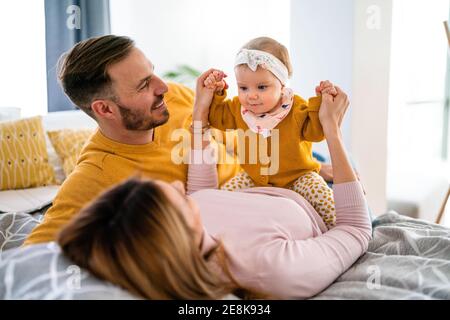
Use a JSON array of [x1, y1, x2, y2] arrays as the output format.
[[58, 35, 135, 119], [242, 37, 293, 78]]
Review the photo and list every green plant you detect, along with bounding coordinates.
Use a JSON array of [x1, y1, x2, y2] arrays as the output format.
[[162, 65, 201, 89]]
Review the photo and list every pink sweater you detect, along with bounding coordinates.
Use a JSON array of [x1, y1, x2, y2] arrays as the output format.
[[187, 152, 372, 299]]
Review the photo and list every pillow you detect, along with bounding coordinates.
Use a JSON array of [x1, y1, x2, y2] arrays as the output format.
[[47, 129, 94, 178], [0, 213, 136, 300], [45, 134, 66, 184], [0, 116, 56, 190], [0, 242, 139, 300], [0, 186, 59, 214], [0, 212, 42, 251]]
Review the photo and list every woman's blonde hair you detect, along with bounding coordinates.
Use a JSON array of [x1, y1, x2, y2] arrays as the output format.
[[242, 37, 293, 78], [58, 177, 267, 299]]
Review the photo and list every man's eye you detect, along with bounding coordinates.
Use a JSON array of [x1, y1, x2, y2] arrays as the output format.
[[140, 80, 150, 91]]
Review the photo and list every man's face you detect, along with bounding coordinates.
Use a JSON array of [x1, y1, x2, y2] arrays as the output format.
[[107, 48, 169, 131]]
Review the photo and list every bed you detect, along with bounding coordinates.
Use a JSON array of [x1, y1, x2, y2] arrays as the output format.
[[1, 111, 449, 299], [1, 208, 449, 300]]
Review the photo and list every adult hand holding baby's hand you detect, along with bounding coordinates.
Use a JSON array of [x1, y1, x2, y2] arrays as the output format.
[[315, 80, 338, 97], [319, 86, 349, 130], [204, 70, 228, 94], [194, 69, 228, 123]]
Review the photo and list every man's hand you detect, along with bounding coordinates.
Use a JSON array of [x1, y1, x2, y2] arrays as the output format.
[[194, 69, 227, 122], [204, 70, 228, 94]]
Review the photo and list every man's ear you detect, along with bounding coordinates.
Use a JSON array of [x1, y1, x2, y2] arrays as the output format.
[[91, 100, 116, 120]]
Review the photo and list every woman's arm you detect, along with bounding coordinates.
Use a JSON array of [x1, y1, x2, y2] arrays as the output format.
[[319, 87, 356, 184], [262, 88, 372, 299]]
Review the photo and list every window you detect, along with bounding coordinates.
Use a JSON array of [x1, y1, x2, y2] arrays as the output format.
[[0, 0, 47, 117], [387, 0, 450, 223], [389, 0, 449, 164]]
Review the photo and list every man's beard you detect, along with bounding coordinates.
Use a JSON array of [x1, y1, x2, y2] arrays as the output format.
[[116, 96, 169, 131]]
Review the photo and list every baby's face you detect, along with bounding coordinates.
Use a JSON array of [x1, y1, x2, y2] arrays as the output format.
[[235, 65, 283, 114]]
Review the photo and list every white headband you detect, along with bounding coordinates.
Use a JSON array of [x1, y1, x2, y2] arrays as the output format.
[[234, 49, 289, 85]]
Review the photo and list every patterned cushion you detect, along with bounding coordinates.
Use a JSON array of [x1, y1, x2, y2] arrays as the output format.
[[0, 116, 56, 190], [0, 212, 41, 250], [47, 129, 94, 178], [0, 212, 137, 300], [0, 242, 138, 300]]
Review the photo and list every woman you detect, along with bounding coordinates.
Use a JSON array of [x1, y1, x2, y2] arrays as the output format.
[[58, 80, 372, 300]]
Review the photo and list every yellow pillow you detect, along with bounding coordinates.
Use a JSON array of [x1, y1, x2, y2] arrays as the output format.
[[0, 116, 56, 190], [47, 129, 94, 178]]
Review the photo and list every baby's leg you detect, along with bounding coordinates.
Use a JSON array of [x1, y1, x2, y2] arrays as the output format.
[[220, 171, 256, 191], [289, 172, 336, 229]]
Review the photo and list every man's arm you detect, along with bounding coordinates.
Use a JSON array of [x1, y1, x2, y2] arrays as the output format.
[[23, 163, 108, 245]]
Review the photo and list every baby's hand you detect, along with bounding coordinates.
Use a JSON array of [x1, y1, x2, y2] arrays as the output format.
[[315, 80, 338, 97], [204, 70, 228, 93]]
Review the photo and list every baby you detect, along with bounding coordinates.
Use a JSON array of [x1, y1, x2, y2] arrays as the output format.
[[198, 37, 337, 228]]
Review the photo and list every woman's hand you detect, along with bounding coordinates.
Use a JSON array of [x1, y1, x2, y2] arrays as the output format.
[[315, 80, 338, 97], [318, 86, 350, 132]]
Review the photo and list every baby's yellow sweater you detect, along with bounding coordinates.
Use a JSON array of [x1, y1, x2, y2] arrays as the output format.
[[209, 91, 324, 187], [24, 83, 239, 245]]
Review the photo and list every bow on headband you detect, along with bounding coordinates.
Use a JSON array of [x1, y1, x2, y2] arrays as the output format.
[[234, 49, 289, 85]]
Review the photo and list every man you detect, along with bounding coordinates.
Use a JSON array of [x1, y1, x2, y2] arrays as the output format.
[[25, 35, 238, 245]]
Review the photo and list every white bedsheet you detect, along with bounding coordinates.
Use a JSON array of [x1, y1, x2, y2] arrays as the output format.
[[0, 186, 59, 213]]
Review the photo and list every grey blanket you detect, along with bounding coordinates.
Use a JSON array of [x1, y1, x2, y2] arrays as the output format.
[[1, 211, 449, 299], [313, 212, 450, 299]]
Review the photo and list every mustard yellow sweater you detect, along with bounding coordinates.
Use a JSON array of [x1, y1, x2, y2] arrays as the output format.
[[25, 83, 239, 245], [209, 91, 324, 187]]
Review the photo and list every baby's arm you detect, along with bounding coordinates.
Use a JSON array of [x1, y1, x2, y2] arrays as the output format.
[[300, 80, 338, 142], [203, 71, 238, 131]]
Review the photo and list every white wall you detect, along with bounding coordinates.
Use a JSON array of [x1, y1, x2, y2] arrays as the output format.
[[110, 0, 404, 217], [290, 0, 354, 156], [387, 0, 450, 222], [110, 0, 290, 97], [0, 1, 47, 117], [352, 0, 393, 216], [111, 0, 353, 154]]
